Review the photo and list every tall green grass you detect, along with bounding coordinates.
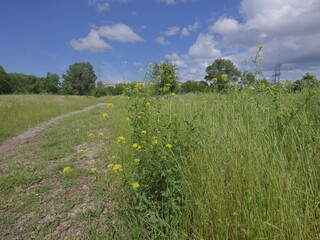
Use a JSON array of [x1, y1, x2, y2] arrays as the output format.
[[0, 95, 102, 141], [106, 89, 320, 239]]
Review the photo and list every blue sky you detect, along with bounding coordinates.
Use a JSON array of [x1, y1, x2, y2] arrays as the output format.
[[1, 0, 319, 83]]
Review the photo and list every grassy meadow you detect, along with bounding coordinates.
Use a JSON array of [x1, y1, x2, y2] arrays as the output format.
[[0, 88, 319, 239], [0, 94, 102, 141]]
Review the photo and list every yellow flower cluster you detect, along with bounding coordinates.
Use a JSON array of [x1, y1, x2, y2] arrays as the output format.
[[99, 132, 105, 138], [108, 163, 123, 173], [91, 167, 97, 173], [132, 143, 142, 150], [132, 181, 140, 190], [170, 92, 176, 97], [63, 166, 72, 173], [141, 130, 147, 135], [82, 149, 90, 154], [117, 136, 126, 144], [134, 82, 143, 91], [165, 143, 173, 149], [221, 74, 228, 81], [152, 136, 158, 145], [146, 102, 151, 107], [133, 158, 140, 165], [88, 133, 94, 139], [103, 113, 109, 118], [106, 103, 114, 108]]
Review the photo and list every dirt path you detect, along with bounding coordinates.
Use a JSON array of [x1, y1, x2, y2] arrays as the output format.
[[0, 102, 106, 156]]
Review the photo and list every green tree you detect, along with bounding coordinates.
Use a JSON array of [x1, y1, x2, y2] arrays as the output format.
[[241, 70, 256, 84], [180, 80, 208, 93], [93, 81, 107, 97], [62, 62, 96, 95], [204, 59, 241, 91], [151, 61, 178, 94], [294, 73, 319, 92], [0, 66, 13, 94], [45, 72, 60, 94]]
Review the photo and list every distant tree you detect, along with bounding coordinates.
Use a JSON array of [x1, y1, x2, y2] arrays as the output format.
[[0, 66, 13, 94], [180, 80, 208, 93], [94, 81, 107, 97], [293, 73, 319, 92], [45, 72, 60, 94], [205, 59, 241, 91], [62, 62, 96, 95], [241, 70, 256, 84], [151, 61, 178, 94]]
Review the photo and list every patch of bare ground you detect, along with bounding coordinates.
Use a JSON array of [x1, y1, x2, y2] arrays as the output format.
[[1, 139, 115, 239]]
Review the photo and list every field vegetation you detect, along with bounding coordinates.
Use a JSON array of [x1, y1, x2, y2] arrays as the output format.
[[1, 46, 320, 239], [0, 95, 101, 141]]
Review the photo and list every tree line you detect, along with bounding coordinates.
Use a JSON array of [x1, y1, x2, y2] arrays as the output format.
[[1, 59, 318, 96]]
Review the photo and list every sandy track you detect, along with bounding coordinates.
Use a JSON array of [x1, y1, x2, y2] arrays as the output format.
[[0, 102, 106, 156]]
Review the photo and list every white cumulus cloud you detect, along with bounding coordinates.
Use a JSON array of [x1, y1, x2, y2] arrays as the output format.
[[209, 0, 320, 77], [98, 23, 144, 43], [164, 26, 180, 36], [188, 34, 221, 60], [70, 29, 112, 52], [155, 36, 170, 45], [158, 0, 177, 5]]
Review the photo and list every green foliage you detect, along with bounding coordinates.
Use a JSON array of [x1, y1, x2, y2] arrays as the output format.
[[205, 58, 241, 91], [62, 62, 97, 95], [294, 73, 319, 92], [0, 95, 100, 140], [0, 66, 13, 94], [106, 85, 320, 238], [93, 81, 107, 97], [44, 72, 60, 94], [180, 80, 208, 93], [151, 61, 178, 94], [241, 70, 256, 84]]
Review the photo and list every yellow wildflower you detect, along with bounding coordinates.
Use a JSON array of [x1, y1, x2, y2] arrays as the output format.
[[152, 136, 158, 145], [90, 159, 96, 164], [91, 167, 97, 173], [141, 130, 147, 135], [132, 143, 142, 150], [106, 103, 114, 108], [103, 113, 109, 118], [88, 133, 94, 139], [146, 102, 151, 107], [133, 158, 140, 165], [99, 132, 105, 138], [212, 77, 218, 82], [107, 163, 114, 169], [165, 143, 173, 149], [221, 74, 228, 81], [117, 136, 126, 144], [258, 44, 264, 49], [82, 149, 90, 154], [170, 92, 176, 97], [132, 181, 140, 190], [63, 166, 72, 173], [112, 164, 123, 173], [134, 82, 143, 91]]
